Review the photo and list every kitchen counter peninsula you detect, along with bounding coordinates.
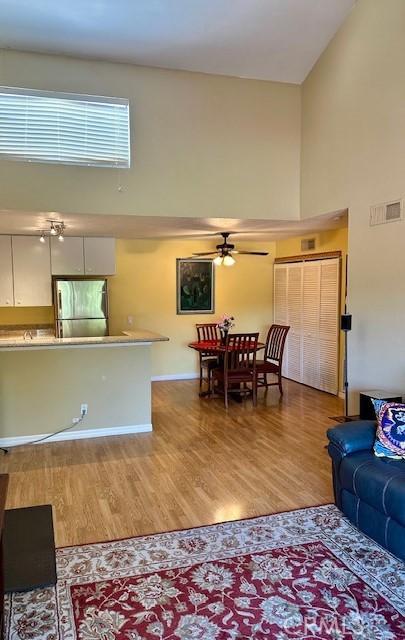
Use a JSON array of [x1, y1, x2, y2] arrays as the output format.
[[0, 329, 169, 447], [0, 329, 167, 351]]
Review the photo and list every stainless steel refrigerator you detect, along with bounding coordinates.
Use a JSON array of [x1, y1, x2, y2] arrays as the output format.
[[54, 279, 109, 338]]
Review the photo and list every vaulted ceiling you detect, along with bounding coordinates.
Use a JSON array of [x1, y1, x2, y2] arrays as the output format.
[[0, 0, 355, 83]]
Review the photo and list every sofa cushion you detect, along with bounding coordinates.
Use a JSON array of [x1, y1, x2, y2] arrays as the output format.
[[339, 451, 405, 527], [372, 398, 405, 459]]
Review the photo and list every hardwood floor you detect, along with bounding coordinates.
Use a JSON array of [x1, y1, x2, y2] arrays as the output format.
[[0, 379, 342, 547]]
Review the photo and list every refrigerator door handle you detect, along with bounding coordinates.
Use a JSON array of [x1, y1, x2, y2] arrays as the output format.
[[101, 290, 108, 319], [58, 290, 63, 318]]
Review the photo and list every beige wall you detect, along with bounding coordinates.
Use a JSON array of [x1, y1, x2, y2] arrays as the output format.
[[0, 345, 151, 438], [301, 0, 405, 408], [108, 238, 275, 377], [276, 227, 348, 392], [0, 49, 301, 221]]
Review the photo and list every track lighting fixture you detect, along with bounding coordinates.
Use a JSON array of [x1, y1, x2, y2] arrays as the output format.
[[39, 220, 66, 242]]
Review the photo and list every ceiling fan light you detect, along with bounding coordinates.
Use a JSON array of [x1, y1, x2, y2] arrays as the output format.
[[213, 255, 223, 266], [39, 233, 46, 244], [223, 254, 235, 266]]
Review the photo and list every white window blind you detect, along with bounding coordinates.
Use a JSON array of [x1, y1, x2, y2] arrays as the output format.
[[0, 87, 130, 168]]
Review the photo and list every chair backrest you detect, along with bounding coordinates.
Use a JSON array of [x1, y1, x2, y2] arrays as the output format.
[[265, 324, 290, 365], [196, 323, 220, 342], [224, 332, 259, 372]]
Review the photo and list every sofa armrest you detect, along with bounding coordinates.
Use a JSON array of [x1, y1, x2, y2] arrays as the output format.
[[327, 420, 376, 457]]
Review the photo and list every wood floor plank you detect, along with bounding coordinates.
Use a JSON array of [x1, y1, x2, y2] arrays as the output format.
[[0, 379, 342, 546]]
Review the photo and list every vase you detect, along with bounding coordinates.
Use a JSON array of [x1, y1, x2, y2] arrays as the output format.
[[220, 329, 228, 345]]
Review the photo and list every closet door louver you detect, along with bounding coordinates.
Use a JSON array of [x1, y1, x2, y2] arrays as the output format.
[[274, 265, 288, 375], [302, 262, 321, 389], [274, 266, 288, 325], [286, 264, 303, 383], [319, 260, 339, 394]]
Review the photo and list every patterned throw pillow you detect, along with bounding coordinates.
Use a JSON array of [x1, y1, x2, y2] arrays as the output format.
[[372, 398, 405, 459]]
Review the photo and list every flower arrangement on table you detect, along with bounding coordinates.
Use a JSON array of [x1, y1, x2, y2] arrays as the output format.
[[216, 314, 235, 343]]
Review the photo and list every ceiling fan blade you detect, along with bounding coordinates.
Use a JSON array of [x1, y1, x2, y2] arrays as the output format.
[[233, 250, 269, 256], [191, 251, 218, 256]]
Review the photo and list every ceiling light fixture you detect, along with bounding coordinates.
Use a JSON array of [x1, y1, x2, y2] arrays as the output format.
[[223, 254, 235, 266], [192, 232, 269, 267], [40, 219, 66, 242]]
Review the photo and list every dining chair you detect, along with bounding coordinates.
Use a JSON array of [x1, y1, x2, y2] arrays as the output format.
[[212, 332, 259, 409], [196, 323, 220, 394], [256, 324, 290, 395]]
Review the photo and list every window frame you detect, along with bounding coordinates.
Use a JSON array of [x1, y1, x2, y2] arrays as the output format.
[[0, 86, 131, 169]]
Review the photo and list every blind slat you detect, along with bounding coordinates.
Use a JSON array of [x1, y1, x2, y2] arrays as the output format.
[[0, 87, 130, 168]]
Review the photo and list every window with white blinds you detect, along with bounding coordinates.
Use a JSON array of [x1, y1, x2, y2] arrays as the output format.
[[0, 87, 130, 168]]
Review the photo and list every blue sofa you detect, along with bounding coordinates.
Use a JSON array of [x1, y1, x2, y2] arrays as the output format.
[[327, 420, 405, 562]]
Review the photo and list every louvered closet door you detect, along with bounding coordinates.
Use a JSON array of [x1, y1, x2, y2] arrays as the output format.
[[319, 259, 339, 394], [274, 257, 339, 395], [274, 265, 288, 375], [302, 262, 321, 388], [285, 264, 303, 383]]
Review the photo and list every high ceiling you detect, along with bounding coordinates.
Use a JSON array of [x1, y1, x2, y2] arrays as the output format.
[[0, 210, 347, 241], [0, 0, 355, 83]]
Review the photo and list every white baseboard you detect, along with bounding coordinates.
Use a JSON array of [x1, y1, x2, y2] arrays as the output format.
[[0, 423, 153, 448], [151, 373, 199, 381]]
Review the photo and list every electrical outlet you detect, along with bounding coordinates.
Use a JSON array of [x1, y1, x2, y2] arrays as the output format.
[[81, 403, 88, 416], [127, 315, 133, 325]]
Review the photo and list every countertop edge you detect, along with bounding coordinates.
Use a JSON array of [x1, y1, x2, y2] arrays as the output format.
[[0, 330, 169, 351]]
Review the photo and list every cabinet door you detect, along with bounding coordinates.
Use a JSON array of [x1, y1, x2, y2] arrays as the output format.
[[51, 237, 84, 275], [12, 236, 52, 307], [0, 236, 14, 307], [84, 238, 116, 275]]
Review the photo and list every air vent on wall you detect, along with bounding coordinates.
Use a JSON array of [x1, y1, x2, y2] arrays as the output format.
[[301, 238, 316, 251], [370, 199, 403, 226]]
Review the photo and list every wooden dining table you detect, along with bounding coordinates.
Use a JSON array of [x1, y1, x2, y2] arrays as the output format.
[[188, 339, 265, 398]]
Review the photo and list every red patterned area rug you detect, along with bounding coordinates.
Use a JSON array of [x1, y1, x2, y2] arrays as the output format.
[[5, 505, 405, 639]]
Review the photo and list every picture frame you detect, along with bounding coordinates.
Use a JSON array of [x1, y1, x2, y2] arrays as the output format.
[[176, 258, 215, 314]]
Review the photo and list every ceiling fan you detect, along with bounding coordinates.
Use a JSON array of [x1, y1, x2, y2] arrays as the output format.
[[191, 232, 269, 266]]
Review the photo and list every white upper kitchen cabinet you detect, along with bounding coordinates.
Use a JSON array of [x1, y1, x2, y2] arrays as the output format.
[[51, 237, 84, 275], [84, 238, 116, 275], [0, 236, 14, 306], [12, 236, 52, 306]]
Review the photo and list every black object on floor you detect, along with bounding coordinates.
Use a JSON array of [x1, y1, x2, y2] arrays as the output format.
[[3, 504, 56, 593], [329, 415, 360, 423], [359, 390, 403, 420]]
